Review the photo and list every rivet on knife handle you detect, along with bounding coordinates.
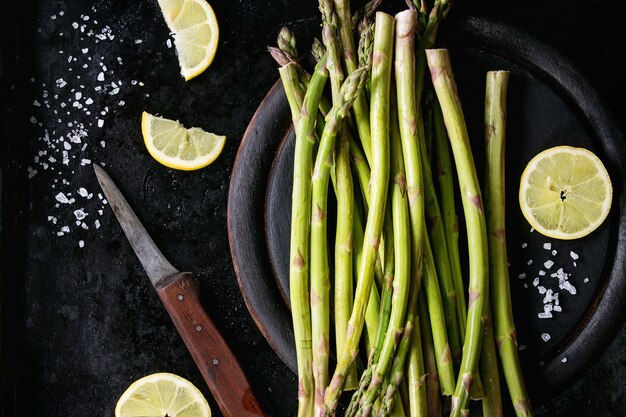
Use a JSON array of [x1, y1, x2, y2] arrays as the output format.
[[156, 271, 268, 417]]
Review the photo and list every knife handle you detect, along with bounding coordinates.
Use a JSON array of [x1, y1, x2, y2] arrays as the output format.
[[156, 272, 268, 417]]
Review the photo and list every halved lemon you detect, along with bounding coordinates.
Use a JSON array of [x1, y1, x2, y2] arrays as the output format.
[[157, 0, 219, 80], [115, 372, 211, 417], [519, 145, 612, 240], [142, 111, 226, 171]]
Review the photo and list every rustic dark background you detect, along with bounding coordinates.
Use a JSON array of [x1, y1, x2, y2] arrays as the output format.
[[1, 0, 625, 416]]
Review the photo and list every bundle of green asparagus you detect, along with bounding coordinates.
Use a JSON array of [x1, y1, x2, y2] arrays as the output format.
[[268, 1, 535, 416]]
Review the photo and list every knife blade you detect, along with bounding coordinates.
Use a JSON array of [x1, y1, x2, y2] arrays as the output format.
[[94, 164, 268, 417]]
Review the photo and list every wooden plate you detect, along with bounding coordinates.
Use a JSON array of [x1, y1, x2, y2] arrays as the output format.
[[227, 16, 626, 403]]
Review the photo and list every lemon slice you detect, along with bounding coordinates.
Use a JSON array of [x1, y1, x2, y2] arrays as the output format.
[[157, 0, 219, 80], [519, 145, 612, 240], [142, 111, 226, 171], [115, 372, 211, 417]]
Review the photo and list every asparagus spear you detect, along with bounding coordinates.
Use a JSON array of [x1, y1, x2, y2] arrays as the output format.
[[426, 48, 489, 417], [485, 70, 535, 417], [324, 13, 395, 416], [284, 53, 329, 417], [432, 101, 467, 341], [310, 64, 371, 416], [335, 125, 358, 391], [418, 290, 441, 417], [355, 79, 412, 417], [334, 0, 373, 163]]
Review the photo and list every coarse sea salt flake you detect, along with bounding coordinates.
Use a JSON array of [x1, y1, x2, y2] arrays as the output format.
[[97, 72, 105, 81], [541, 333, 551, 342], [97, 119, 104, 128], [533, 277, 539, 287], [538, 286, 547, 294], [561, 357, 567, 363], [538, 270, 546, 276], [79, 240, 85, 248], [543, 243, 551, 250], [538, 311, 552, 319], [527, 259, 533, 265], [570, 251, 579, 260], [584, 277, 590, 283], [61, 226, 70, 233], [544, 260, 554, 269], [95, 220, 100, 229], [78, 188, 88, 197], [55, 192, 69, 203], [518, 273, 526, 279]]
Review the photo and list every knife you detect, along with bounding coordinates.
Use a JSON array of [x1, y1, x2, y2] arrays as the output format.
[[94, 164, 268, 417]]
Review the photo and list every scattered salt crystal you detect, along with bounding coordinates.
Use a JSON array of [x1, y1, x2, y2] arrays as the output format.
[[538, 311, 552, 319], [73, 209, 87, 220], [552, 249, 557, 256], [97, 72, 105, 81], [57, 231, 65, 236], [97, 119, 104, 128], [518, 273, 526, 279], [538, 286, 547, 294], [543, 243, 551, 250], [533, 277, 539, 287], [55, 192, 69, 203], [538, 270, 546, 276], [570, 251, 579, 260], [135, 39, 143, 44], [79, 240, 85, 248], [530, 227, 535, 233], [553, 305, 562, 312], [573, 261, 577, 267], [584, 277, 589, 283], [33, 99, 41, 106], [61, 226, 70, 233], [544, 260, 554, 269], [166, 39, 172, 48], [543, 303, 553, 313], [82, 48, 89, 54], [95, 220, 100, 229], [527, 259, 533, 265], [519, 345, 526, 351], [561, 357, 567, 363], [560, 280, 577, 295], [78, 188, 88, 197], [81, 159, 91, 166]]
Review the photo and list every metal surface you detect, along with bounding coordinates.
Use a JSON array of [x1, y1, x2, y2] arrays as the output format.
[[93, 164, 179, 286], [1, 1, 625, 416]]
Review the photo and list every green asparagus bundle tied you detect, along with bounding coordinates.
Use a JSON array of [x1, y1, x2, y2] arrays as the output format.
[[268, 2, 536, 417]]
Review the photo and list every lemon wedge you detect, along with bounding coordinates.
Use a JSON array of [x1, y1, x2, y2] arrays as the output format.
[[142, 111, 226, 171], [157, 0, 219, 80], [115, 372, 211, 417], [519, 145, 612, 240]]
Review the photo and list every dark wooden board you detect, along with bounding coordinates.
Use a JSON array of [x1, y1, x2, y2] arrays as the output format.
[[227, 16, 626, 405]]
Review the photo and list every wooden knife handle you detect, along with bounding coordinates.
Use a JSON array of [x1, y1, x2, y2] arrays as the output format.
[[156, 272, 268, 417]]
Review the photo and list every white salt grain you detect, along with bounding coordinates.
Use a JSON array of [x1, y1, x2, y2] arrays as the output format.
[[527, 259, 533, 265], [79, 240, 85, 248], [55, 192, 69, 203], [518, 273, 526, 279], [584, 277, 589, 283], [538, 311, 552, 319], [561, 357, 567, 363], [552, 249, 558, 256], [570, 251, 579, 260], [538, 270, 546, 276], [543, 243, 552, 250], [544, 260, 554, 269]]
